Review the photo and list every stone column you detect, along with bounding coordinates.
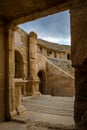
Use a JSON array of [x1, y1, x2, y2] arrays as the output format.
[[70, 1, 87, 129], [28, 32, 40, 96], [5, 23, 17, 119]]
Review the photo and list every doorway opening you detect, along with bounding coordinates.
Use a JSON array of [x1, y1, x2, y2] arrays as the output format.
[[38, 70, 46, 94]]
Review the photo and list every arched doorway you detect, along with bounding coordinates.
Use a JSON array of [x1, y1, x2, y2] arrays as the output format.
[[15, 50, 23, 78], [38, 70, 46, 94], [67, 53, 71, 60]]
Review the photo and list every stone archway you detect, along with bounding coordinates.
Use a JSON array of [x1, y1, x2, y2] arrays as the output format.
[[15, 50, 23, 78], [1, 1, 86, 128], [38, 70, 46, 94]]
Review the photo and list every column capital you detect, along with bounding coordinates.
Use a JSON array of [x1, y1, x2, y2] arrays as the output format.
[[29, 31, 37, 39]]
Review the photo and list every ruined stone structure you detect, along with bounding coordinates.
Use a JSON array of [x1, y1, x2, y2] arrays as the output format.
[[37, 39, 71, 60], [37, 39, 74, 96], [0, 0, 87, 130], [14, 27, 74, 97]]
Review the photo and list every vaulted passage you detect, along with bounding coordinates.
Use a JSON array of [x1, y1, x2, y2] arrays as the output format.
[[0, 1, 86, 129]]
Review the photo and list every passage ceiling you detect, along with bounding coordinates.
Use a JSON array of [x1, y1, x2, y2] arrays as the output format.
[[0, 0, 69, 24]]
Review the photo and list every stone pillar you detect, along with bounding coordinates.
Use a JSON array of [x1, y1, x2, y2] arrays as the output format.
[[28, 32, 40, 96], [74, 65, 87, 130], [5, 23, 17, 119], [70, 1, 87, 129], [0, 19, 5, 121]]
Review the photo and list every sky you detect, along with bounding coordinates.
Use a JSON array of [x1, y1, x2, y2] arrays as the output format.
[[19, 10, 70, 45]]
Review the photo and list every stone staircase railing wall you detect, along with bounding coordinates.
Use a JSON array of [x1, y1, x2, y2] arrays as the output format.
[[48, 57, 74, 76], [46, 59, 75, 97]]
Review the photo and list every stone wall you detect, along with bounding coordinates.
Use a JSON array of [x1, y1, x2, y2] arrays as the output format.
[[14, 27, 28, 79], [37, 54, 47, 73], [37, 53, 47, 94], [13, 27, 74, 97], [37, 53, 74, 96], [0, 20, 5, 121], [38, 45, 70, 60], [46, 60, 74, 96], [48, 58, 74, 76], [56, 52, 65, 59]]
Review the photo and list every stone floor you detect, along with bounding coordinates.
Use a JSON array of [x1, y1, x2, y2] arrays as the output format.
[[0, 95, 75, 130], [23, 95, 74, 117]]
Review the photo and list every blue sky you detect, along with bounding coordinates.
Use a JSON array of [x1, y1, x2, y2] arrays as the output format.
[[19, 10, 70, 45]]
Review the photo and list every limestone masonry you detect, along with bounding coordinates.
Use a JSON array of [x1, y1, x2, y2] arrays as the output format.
[[0, 1, 87, 129], [14, 27, 74, 97]]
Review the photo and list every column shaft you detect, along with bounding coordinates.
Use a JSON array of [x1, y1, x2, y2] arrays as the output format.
[[28, 32, 40, 95]]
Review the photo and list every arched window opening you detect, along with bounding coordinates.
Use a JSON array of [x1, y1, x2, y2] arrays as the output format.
[[47, 50, 52, 56], [15, 50, 23, 78]]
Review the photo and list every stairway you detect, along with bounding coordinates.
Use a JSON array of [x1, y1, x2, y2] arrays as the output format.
[[47, 57, 74, 77], [46, 58, 74, 97]]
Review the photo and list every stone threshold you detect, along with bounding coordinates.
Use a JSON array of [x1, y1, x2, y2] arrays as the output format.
[[12, 111, 75, 130]]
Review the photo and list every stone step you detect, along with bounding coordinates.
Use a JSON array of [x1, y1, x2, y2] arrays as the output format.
[[12, 111, 75, 130]]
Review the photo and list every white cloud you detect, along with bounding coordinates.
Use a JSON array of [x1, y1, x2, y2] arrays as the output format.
[[19, 11, 70, 45], [38, 36, 71, 45]]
